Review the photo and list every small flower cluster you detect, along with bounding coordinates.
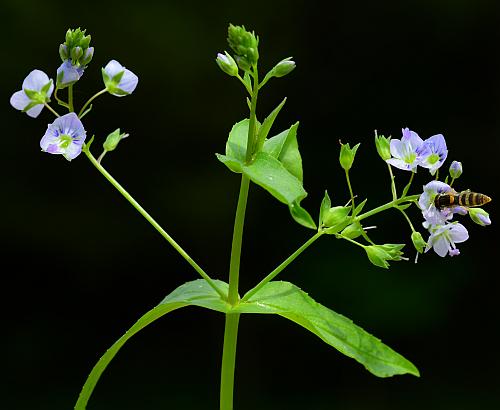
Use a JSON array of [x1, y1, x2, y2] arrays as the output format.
[[10, 28, 138, 161], [380, 128, 492, 258], [386, 127, 447, 175]]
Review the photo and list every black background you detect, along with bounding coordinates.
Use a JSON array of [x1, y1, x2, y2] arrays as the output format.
[[1, 0, 499, 409]]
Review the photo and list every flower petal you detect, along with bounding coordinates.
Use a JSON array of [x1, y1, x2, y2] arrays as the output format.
[[26, 103, 44, 118], [449, 223, 468, 243], [104, 60, 124, 78], [23, 69, 50, 91], [432, 235, 450, 257], [10, 90, 31, 111]]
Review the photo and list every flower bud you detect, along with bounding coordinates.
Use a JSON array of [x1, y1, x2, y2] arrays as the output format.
[[364, 244, 405, 269], [374, 134, 391, 161], [227, 24, 259, 71], [411, 231, 426, 253], [103, 128, 128, 152], [339, 142, 360, 171], [341, 222, 363, 239], [469, 208, 491, 226], [323, 206, 350, 227], [271, 58, 296, 78], [216, 51, 238, 77], [59, 44, 69, 61], [60, 27, 93, 68], [449, 161, 462, 179]]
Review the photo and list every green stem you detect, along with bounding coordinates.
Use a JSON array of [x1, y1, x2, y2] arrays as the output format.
[[241, 231, 323, 302], [227, 175, 250, 304], [68, 85, 74, 112], [220, 66, 260, 410], [246, 67, 259, 161], [54, 87, 70, 109], [236, 74, 252, 95], [83, 147, 226, 300], [387, 164, 397, 200], [450, 177, 455, 188], [220, 313, 240, 410], [397, 207, 416, 231], [401, 171, 414, 197], [345, 169, 356, 210], [357, 195, 420, 222], [44, 103, 60, 118], [79, 89, 107, 118]]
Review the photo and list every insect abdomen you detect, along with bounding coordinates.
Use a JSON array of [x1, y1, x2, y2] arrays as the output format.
[[435, 194, 459, 209], [458, 192, 492, 207]]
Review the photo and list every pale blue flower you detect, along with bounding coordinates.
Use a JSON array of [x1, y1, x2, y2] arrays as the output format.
[[386, 128, 424, 171], [425, 222, 468, 257], [418, 181, 453, 225], [40, 113, 86, 161], [57, 60, 85, 88], [102, 60, 138, 96], [10, 70, 54, 118], [417, 134, 448, 175]]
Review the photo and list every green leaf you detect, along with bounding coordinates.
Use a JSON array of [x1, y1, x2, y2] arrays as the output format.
[[75, 280, 229, 410], [256, 97, 287, 150], [242, 151, 306, 205], [319, 190, 332, 227], [237, 281, 420, 378], [263, 122, 303, 182], [289, 201, 317, 230], [243, 71, 252, 91], [278, 122, 302, 181], [215, 153, 243, 173], [225, 119, 250, 163], [353, 198, 367, 217]]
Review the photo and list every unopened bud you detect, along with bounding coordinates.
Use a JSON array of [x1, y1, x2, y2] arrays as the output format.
[[469, 208, 491, 226], [272, 58, 296, 78], [449, 161, 463, 179], [103, 129, 128, 152], [216, 51, 238, 77], [411, 231, 426, 253], [339, 141, 360, 171], [374, 133, 391, 161]]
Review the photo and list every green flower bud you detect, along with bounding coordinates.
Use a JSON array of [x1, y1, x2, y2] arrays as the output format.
[[227, 24, 259, 71], [103, 129, 128, 152], [375, 134, 391, 161], [216, 51, 238, 77], [364, 244, 405, 269], [411, 231, 427, 253], [323, 206, 350, 228], [339, 141, 360, 171], [449, 161, 463, 179], [341, 222, 363, 239], [60, 27, 93, 68], [469, 208, 491, 226], [271, 57, 296, 78]]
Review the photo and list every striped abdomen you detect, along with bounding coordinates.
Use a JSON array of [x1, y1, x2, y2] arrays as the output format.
[[435, 191, 492, 209]]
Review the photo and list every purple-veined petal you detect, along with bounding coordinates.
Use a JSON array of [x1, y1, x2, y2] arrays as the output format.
[[57, 60, 82, 86], [40, 113, 86, 160], [117, 68, 138, 95], [386, 158, 414, 171]]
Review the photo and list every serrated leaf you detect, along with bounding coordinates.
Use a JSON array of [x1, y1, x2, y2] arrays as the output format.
[[75, 280, 229, 409], [242, 151, 307, 205], [237, 281, 420, 378], [289, 201, 317, 230]]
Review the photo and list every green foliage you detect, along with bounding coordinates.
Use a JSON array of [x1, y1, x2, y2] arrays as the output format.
[[237, 281, 420, 378], [75, 280, 230, 409], [76, 278, 419, 408], [255, 97, 287, 152]]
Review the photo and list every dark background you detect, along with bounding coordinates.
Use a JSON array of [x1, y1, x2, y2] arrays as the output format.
[[1, 0, 499, 409]]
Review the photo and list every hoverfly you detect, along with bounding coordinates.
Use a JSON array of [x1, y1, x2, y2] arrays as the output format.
[[434, 189, 492, 210]]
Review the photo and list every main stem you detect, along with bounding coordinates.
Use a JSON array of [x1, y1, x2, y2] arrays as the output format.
[[220, 66, 259, 410]]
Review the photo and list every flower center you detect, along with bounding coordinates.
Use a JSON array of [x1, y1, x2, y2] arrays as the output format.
[[427, 153, 440, 165], [404, 152, 416, 164], [58, 134, 73, 149]]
